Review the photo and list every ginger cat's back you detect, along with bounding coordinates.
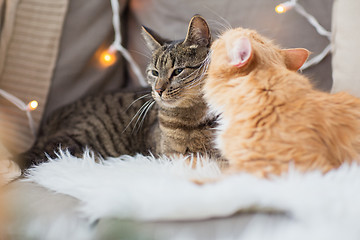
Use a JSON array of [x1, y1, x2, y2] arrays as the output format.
[[204, 27, 360, 177]]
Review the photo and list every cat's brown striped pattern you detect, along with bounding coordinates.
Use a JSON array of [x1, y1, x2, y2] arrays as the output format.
[[17, 91, 159, 170]]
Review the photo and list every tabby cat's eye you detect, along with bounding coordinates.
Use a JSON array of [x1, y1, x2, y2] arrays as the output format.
[[151, 70, 159, 77], [172, 68, 184, 77]]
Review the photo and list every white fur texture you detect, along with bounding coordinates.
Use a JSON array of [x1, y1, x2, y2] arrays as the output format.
[[25, 150, 360, 239]]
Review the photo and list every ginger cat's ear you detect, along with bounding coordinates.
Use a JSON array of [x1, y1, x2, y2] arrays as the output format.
[[282, 48, 310, 71], [141, 26, 166, 52], [228, 37, 252, 68], [183, 15, 211, 47]]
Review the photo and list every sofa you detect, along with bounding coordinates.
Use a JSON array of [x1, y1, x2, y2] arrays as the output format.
[[1, 0, 359, 239]]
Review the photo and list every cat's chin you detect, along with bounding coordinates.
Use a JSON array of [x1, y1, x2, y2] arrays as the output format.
[[158, 97, 203, 109], [157, 97, 196, 109], [157, 99, 181, 108]]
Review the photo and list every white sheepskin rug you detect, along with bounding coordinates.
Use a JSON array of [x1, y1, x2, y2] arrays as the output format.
[[24, 150, 360, 239]]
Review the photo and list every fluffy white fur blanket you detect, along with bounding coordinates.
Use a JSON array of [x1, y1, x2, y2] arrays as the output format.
[[25, 150, 360, 239]]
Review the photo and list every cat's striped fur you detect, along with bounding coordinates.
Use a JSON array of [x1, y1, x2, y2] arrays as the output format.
[[16, 15, 221, 171], [16, 90, 159, 170]]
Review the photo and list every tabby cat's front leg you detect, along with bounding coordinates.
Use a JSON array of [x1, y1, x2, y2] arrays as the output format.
[[158, 139, 197, 168]]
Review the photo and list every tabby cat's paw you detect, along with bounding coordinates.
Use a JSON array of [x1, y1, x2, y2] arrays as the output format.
[[0, 159, 21, 185]]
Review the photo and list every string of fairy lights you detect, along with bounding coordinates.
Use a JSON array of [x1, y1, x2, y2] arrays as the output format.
[[101, 0, 147, 87], [275, 0, 332, 70], [0, 89, 38, 136], [0, 0, 331, 136]]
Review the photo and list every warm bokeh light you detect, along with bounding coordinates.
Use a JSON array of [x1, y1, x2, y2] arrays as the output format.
[[28, 100, 38, 111], [99, 49, 117, 67], [275, 4, 286, 14], [275, 2, 295, 14], [104, 54, 111, 62]]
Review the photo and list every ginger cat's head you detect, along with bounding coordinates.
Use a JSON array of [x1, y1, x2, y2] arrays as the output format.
[[208, 27, 309, 80], [142, 15, 211, 108], [204, 27, 310, 113]]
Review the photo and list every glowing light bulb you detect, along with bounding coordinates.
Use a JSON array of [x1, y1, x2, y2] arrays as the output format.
[[275, 2, 295, 14], [99, 49, 117, 67], [104, 54, 112, 62], [27, 100, 38, 111], [275, 5, 286, 14]]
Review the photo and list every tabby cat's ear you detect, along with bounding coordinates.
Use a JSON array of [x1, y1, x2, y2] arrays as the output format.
[[282, 48, 310, 71], [228, 37, 253, 68], [183, 15, 211, 47], [141, 26, 165, 52]]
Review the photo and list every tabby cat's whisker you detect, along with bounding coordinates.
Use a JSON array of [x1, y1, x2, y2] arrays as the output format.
[[126, 93, 151, 111], [132, 100, 154, 134], [186, 81, 203, 90], [207, 19, 232, 33], [136, 100, 155, 133], [203, 6, 232, 31], [184, 61, 209, 89], [177, 67, 203, 82], [176, 57, 209, 83], [129, 49, 151, 60], [182, 69, 206, 89], [123, 99, 152, 133]]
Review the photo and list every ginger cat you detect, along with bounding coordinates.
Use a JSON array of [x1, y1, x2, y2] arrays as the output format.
[[203, 27, 360, 177]]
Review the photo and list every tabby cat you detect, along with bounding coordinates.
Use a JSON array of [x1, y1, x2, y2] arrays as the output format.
[[203, 27, 360, 177], [15, 15, 220, 171]]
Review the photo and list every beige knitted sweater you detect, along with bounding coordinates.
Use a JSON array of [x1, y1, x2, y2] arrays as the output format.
[[0, 0, 68, 155]]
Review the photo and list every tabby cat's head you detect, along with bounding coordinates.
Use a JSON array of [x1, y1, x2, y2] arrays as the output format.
[[142, 15, 211, 108]]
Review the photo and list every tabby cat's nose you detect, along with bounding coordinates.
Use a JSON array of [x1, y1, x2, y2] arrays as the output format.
[[156, 88, 164, 97]]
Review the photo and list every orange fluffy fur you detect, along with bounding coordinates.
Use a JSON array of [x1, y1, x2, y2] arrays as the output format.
[[204, 28, 360, 177]]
